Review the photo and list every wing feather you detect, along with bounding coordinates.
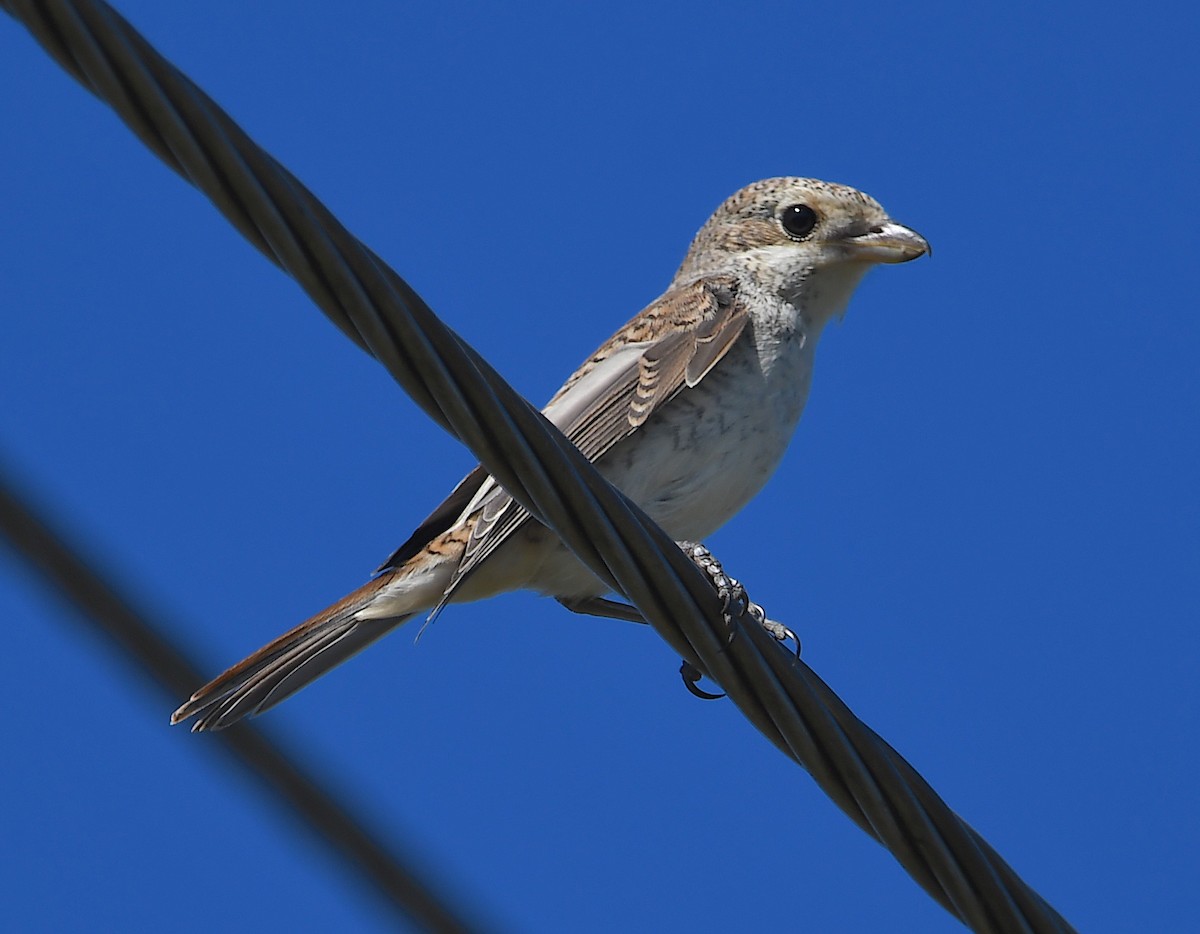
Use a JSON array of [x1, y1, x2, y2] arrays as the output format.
[[376, 465, 489, 572]]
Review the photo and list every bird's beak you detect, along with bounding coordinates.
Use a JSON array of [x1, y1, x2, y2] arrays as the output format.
[[842, 222, 930, 264]]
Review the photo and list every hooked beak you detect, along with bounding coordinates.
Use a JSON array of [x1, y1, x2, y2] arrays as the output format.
[[842, 222, 930, 264]]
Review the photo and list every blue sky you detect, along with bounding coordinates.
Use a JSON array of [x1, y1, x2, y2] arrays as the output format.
[[2, 2, 1197, 931]]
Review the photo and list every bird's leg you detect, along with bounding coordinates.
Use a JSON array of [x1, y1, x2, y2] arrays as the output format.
[[559, 592, 729, 699], [557, 595, 647, 624]]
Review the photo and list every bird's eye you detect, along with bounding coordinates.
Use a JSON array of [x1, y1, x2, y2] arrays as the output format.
[[780, 203, 818, 239]]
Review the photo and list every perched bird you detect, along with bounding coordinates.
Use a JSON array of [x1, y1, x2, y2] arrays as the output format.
[[172, 177, 928, 731]]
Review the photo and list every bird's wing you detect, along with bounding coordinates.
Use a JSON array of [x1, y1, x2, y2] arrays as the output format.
[[406, 272, 748, 607]]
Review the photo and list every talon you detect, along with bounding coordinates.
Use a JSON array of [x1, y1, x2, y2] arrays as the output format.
[[680, 660, 725, 700], [759, 616, 801, 656]]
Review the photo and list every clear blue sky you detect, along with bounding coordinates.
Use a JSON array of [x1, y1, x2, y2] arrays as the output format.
[[2, 2, 1197, 931]]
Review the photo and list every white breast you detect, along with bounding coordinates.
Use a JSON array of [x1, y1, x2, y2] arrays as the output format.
[[596, 318, 818, 542]]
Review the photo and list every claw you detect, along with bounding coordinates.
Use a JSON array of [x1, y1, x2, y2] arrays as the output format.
[[680, 660, 725, 700], [759, 616, 801, 657]]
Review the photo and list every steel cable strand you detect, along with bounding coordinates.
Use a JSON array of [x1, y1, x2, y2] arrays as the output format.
[[754, 623, 1075, 932], [685, 563, 975, 924], [748, 624, 1016, 932]]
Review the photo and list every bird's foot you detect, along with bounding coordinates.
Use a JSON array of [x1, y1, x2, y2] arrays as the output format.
[[677, 541, 800, 657]]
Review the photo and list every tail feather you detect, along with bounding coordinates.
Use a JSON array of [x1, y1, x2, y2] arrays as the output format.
[[172, 576, 416, 731]]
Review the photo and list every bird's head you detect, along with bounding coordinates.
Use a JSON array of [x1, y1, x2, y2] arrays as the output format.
[[674, 177, 929, 317]]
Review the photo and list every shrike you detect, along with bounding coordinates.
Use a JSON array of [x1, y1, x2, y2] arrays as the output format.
[[172, 176, 928, 731]]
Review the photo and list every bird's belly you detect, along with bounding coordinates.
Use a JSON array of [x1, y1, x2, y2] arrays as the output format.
[[600, 334, 812, 541]]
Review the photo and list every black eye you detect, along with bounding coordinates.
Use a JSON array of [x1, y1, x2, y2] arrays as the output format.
[[780, 203, 818, 239]]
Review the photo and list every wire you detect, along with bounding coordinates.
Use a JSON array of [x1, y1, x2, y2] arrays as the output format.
[[2, 1, 1078, 930], [0, 467, 486, 934]]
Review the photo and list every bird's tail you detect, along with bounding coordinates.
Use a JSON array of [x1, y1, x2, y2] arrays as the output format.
[[171, 574, 415, 732]]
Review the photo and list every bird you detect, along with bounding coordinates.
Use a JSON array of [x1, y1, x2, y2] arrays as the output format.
[[171, 176, 929, 731]]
